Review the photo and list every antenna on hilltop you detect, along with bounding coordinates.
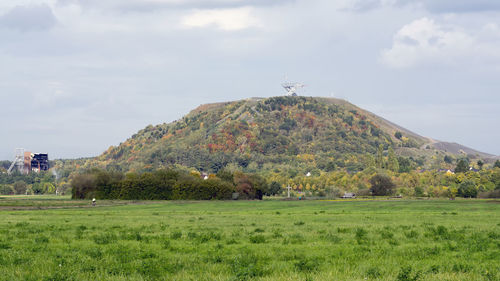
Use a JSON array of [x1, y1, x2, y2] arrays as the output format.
[[281, 75, 305, 96]]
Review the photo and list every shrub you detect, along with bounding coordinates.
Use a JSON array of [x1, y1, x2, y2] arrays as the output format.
[[0, 184, 14, 195], [478, 189, 500, 198], [414, 186, 425, 197], [357, 188, 371, 197], [13, 181, 27, 195], [71, 173, 97, 199]]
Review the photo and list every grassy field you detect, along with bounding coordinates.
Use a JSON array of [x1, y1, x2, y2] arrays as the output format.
[[0, 198, 498, 281]]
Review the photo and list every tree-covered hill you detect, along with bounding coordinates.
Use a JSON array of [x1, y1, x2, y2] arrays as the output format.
[[84, 96, 490, 174]]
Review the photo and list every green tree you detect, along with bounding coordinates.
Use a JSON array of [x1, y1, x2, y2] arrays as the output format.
[[455, 159, 469, 173], [387, 147, 399, 172], [268, 181, 281, 196], [494, 160, 500, 169], [13, 181, 27, 195], [216, 168, 234, 183], [43, 182, 56, 194], [477, 160, 484, 170], [394, 131, 402, 140], [397, 157, 412, 173], [369, 174, 395, 196], [376, 144, 384, 169], [325, 161, 336, 172], [443, 155, 453, 164], [0, 184, 14, 195], [458, 180, 477, 198], [32, 183, 44, 194]]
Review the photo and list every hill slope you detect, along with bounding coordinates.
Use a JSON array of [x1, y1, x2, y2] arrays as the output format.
[[92, 96, 493, 173]]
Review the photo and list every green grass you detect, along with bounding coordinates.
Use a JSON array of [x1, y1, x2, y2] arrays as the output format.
[[0, 199, 499, 280]]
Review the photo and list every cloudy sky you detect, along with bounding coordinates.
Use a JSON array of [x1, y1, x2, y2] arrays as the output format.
[[1, 0, 499, 160]]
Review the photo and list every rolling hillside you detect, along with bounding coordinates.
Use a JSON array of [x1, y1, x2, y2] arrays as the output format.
[[88, 96, 494, 173]]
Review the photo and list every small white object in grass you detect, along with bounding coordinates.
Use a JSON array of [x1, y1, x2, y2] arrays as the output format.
[[306, 172, 311, 177]]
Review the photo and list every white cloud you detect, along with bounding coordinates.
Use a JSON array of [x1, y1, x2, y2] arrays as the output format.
[[181, 7, 260, 30], [0, 4, 57, 32], [342, 0, 500, 13], [55, 0, 293, 12], [381, 17, 500, 68]]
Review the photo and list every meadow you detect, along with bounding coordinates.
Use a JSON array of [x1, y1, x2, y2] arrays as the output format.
[[0, 197, 498, 281]]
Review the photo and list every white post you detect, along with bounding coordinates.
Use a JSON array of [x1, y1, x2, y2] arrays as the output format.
[[286, 186, 292, 198]]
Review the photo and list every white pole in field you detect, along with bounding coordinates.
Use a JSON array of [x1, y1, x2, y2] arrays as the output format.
[[286, 186, 292, 198]]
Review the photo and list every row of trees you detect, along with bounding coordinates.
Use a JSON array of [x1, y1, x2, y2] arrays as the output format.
[[70, 165, 500, 201], [71, 168, 278, 200], [0, 171, 68, 195], [259, 163, 500, 199], [366, 172, 498, 198]]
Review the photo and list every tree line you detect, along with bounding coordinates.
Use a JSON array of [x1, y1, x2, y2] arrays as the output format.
[[71, 168, 279, 200], [0, 171, 62, 195]]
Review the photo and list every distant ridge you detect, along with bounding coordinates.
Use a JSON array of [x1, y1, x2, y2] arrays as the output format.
[[429, 141, 494, 159]]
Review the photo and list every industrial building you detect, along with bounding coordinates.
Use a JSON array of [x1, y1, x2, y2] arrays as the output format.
[[7, 149, 49, 174]]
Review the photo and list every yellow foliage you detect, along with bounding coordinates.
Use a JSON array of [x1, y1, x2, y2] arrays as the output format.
[[190, 170, 201, 177], [297, 154, 315, 162]]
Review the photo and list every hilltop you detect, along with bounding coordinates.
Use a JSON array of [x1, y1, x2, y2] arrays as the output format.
[[88, 96, 494, 174]]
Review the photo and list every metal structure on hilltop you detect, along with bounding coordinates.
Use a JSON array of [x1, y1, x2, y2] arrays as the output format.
[[281, 80, 305, 96], [7, 148, 25, 175]]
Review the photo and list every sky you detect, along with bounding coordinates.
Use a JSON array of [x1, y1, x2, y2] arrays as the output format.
[[1, 0, 499, 160]]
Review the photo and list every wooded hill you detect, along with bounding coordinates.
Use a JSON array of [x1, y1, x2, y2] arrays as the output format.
[[82, 96, 494, 175]]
